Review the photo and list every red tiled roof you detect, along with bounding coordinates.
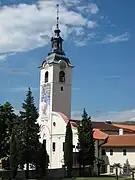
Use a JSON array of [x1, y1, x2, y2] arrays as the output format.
[[91, 122, 135, 132], [113, 124, 135, 131], [57, 112, 77, 129], [57, 112, 69, 123], [70, 120, 135, 132], [103, 134, 135, 147], [93, 128, 108, 140], [57, 112, 108, 140]]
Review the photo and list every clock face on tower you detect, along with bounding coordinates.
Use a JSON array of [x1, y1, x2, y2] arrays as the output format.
[[59, 60, 66, 70]]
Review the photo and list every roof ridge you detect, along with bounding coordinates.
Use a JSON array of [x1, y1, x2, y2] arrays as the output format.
[[109, 134, 135, 137]]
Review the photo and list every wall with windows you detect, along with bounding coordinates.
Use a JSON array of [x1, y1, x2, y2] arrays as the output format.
[[48, 112, 99, 171], [39, 61, 72, 118], [46, 112, 79, 169], [52, 64, 72, 118], [101, 147, 135, 174]]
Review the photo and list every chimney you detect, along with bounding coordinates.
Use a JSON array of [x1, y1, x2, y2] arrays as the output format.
[[119, 128, 123, 135]]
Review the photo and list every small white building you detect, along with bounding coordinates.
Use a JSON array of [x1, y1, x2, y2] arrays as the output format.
[[101, 134, 135, 175]]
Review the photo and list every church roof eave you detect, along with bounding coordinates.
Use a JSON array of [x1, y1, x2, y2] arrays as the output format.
[[39, 61, 74, 69], [39, 52, 73, 68]]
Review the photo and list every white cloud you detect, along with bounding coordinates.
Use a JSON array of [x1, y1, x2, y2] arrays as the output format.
[[74, 40, 87, 47], [74, 33, 96, 47], [92, 109, 135, 122], [77, 3, 99, 14], [101, 32, 130, 44], [0, 0, 98, 54], [0, 52, 16, 61], [60, 0, 81, 7], [72, 109, 135, 122], [87, 3, 99, 14], [70, 27, 85, 36], [0, 0, 128, 55], [0, 54, 7, 61], [71, 110, 82, 120], [87, 20, 97, 28]]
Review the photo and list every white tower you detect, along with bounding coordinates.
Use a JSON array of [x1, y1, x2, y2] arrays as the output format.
[[38, 5, 73, 121], [37, 5, 73, 169]]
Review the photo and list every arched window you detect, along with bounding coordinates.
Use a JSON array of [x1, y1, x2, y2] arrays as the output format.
[[59, 71, 65, 83], [45, 71, 49, 83]]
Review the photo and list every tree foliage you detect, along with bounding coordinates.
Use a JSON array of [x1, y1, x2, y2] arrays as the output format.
[[10, 121, 19, 178], [19, 88, 40, 177], [0, 88, 49, 178], [64, 121, 73, 177], [0, 102, 17, 169], [77, 108, 95, 176], [113, 163, 121, 180], [36, 140, 49, 177]]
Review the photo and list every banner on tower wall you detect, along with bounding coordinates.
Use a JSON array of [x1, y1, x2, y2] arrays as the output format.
[[41, 83, 51, 119]]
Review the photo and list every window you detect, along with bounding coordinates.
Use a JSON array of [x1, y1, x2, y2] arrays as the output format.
[[53, 122, 56, 127], [61, 86, 63, 91], [52, 142, 55, 152], [45, 71, 48, 83], [59, 71, 65, 83], [63, 142, 65, 151], [102, 149, 106, 155], [123, 149, 127, 156], [72, 145, 75, 148], [110, 149, 113, 156]]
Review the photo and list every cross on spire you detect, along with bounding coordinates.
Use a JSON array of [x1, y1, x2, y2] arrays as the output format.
[[48, 4, 65, 55], [56, 4, 59, 29]]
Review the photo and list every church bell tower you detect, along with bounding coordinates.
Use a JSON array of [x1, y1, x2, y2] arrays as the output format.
[[39, 5, 73, 120]]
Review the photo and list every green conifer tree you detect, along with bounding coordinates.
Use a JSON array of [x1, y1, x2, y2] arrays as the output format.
[[20, 88, 39, 178], [0, 102, 17, 169], [64, 121, 73, 177], [77, 108, 95, 176], [10, 126, 18, 178]]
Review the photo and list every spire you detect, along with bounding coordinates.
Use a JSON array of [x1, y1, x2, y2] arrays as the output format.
[[54, 4, 61, 36], [56, 4, 59, 30], [49, 4, 65, 55]]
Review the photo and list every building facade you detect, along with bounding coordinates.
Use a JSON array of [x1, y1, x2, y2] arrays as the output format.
[[36, 9, 135, 174], [37, 13, 74, 169], [101, 134, 135, 175], [36, 17, 105, 171]]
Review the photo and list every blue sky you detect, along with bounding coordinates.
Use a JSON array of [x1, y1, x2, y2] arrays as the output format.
[[0, 0, 135, 121]]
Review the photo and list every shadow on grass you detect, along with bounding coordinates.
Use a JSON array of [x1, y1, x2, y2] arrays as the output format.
[[61, 175, 131, 180]]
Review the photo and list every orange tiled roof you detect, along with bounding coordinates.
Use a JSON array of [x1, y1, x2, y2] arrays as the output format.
[[113, 123, 135, 131], [57, 112, 108, 140], [103, 134, 135, 147], [93, 128, 108, 140]]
